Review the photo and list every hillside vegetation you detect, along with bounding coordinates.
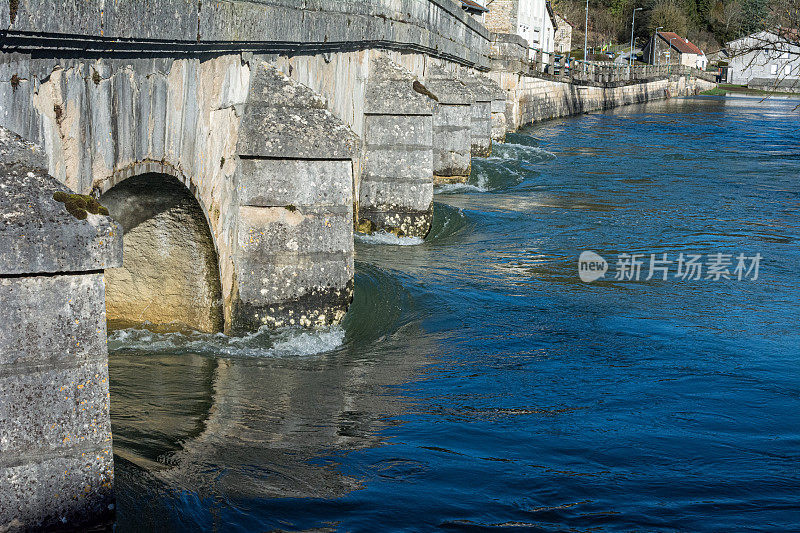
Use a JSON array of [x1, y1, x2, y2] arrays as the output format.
[[553, 0, 799, 53]]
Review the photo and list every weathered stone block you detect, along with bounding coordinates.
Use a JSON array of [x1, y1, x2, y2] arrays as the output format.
[[0, 274, 107, 367], [432, 103, 472, 181], [0, 357, 111, 454], [0, 445, 114, 531], [0, 132, 122, 276], [238, 159, 352, 208]]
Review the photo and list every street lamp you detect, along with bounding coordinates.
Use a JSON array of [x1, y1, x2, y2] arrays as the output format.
[[629, 7, 643, 68], [669, 36, 678, 68], [655, 26, 663, 65], [583, 0, 589, 73]]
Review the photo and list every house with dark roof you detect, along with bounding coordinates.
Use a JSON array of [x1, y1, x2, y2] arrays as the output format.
[[643, 31, 707, 69], [461, 0, 488, 22]]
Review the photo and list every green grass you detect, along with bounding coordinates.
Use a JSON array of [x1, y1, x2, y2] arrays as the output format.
[[700, 84, 800, 98], [700, 87, 728, 96]]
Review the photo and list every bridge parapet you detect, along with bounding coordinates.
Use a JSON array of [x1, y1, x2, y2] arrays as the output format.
[[0, 127, 120, 530], [1, 0, 489, 70]]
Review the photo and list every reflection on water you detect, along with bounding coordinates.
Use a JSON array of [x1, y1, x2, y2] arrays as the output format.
[[112, 97, 800, 531]]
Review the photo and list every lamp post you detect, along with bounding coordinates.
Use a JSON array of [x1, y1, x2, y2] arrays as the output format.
[[655, 26, 663, 65], [583, 0, 589, 73], [669, 36, 677, 72], [629, 7, 643, 68]]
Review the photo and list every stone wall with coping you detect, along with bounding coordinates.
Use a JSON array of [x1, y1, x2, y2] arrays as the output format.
[[1, 0, 490, 70], [0, 126, 122, 531], [491, 72, 716, 129]]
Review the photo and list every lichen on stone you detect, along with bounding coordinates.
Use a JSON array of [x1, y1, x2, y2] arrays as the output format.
[[53, 191, 110, 220]]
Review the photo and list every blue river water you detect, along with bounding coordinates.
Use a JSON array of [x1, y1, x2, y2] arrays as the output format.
[[109, 96, 800, 531]]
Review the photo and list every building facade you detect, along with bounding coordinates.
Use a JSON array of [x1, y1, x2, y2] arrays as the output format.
[[643, 31, 707, 69], [726, 30, 800, 91], [484, 0, 558, 62], [554, 13, 573, 55]]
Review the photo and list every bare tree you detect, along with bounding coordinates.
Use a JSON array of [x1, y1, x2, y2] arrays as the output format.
[[726, 0, 800, 99]]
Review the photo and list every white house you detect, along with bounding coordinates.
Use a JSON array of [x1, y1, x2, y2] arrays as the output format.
[[484, 0, 559, 63], [726, 29, 800, 91]]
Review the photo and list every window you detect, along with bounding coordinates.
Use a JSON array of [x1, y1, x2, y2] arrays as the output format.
[[786, 65, 792, 76], [781, 51, 790, 59], [771, 64, 779, 75]]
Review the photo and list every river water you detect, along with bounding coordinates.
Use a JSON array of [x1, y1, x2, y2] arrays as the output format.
[[110, 96, 800, 531]]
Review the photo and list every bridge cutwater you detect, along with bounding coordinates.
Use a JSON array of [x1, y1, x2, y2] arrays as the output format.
[[0, 1, 715, 529]]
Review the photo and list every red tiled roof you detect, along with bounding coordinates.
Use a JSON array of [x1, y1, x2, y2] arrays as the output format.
[[461, 0, 488, 13], [657, 32, 704, 55]]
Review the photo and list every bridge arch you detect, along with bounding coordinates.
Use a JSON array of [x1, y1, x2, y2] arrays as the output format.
[[99, 168, 225, 333]]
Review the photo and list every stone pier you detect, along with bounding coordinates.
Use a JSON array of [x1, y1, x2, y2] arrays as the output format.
[[460, 73, 494, 157], [423, 68, 474, 184], [234, 63, 360, 331], [0, 128, 121, 530], [359, 55, 435, 238]]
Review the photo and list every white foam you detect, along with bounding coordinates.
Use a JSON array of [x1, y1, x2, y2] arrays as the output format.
[[108, 325, 345, 358], [355, 231, 424, 246], [494, 143, 557, 161], [435, 183, 488, 194]]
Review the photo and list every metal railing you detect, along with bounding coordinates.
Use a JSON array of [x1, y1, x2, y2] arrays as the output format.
[[527, 48, 719, 84]]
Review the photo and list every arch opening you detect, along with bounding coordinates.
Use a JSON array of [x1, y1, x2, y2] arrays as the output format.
[[101, 173, 224, 334]]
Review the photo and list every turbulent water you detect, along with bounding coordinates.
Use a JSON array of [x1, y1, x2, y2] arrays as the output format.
[[110, 96, 800, 531]]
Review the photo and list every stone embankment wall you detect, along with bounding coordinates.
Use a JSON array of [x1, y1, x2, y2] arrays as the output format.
[[492, 72, 717, 129]]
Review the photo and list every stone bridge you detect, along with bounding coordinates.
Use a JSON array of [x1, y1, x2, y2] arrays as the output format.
[[0, 0, 511, 336], [0, 1, 715, 529]]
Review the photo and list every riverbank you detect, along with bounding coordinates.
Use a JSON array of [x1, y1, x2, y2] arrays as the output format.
[[493, 73, 716, 128], [701, 84, 800, 98]]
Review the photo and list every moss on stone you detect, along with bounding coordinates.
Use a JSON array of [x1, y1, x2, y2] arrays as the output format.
[[356, 218, 375, 234], [285, 204, 297, 212], [53, 191, 110, 220], [10, 74, 20, 90], [9, 0, 18, 24], [388, 226, 406, 237], [53, 104, 64, 124], [92, 69, 101, 86]]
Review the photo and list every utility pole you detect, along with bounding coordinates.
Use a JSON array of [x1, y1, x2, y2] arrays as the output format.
[[655, 26, 663, 65], [669, 36, 677, 71], [584, 0, 589, 73], [629, 7, 643, 68]]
